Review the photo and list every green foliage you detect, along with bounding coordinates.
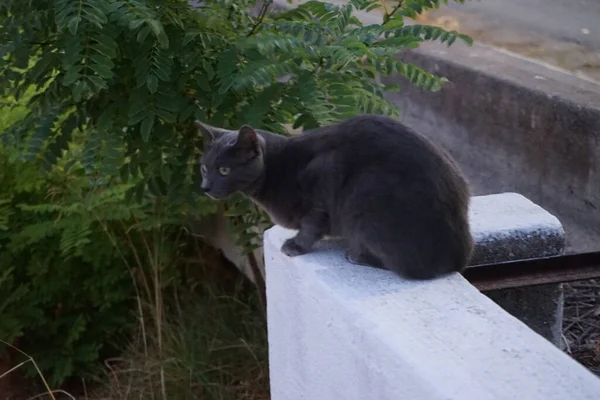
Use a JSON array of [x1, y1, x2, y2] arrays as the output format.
[[0, 146, 132, 385], [0, 0, 471, 386], [0, 133, 218, 385], [0, 94, 216, 386], [1, 0, 470, 187]]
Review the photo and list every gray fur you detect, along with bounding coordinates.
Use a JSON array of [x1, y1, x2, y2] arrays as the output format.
[[198, 115, 474, 280]]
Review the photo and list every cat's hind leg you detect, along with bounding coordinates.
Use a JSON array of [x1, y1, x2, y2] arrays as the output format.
[[344, 243, 385, 269], [281, 210, 329, 257]]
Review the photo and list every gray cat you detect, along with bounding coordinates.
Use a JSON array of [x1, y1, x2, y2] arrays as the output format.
[[197, 114, 474, 280]]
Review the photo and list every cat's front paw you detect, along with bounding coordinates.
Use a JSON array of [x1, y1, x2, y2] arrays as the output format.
[[281, 239, 308, 257]]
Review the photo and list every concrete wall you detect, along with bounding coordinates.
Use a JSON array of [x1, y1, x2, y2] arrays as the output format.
[[264, 194, 600, 399], [192, 202, 265, 281]]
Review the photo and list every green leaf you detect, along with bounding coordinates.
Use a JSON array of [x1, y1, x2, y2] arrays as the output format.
[[72, 81, 87, 101], [89, 62, 113, 79], [146, 19, 169, 49], [146, 74, 158, 93], [88, 75, 108, 90], [129, 19, 145, 30], [384, 82, 401, 93], [137, 26, 151, 43], [97, 103, 117, 132], [62, 66, 82, 86], [68, 17, 81, 35], [140, 116, 155, 142]]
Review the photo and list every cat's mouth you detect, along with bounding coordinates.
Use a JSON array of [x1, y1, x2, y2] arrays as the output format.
[[203, 191, 229, 200]]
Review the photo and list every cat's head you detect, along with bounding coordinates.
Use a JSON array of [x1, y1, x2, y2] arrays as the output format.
[[196, 121, 265, 199]]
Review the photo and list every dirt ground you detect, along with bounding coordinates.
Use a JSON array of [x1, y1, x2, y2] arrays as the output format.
[[415, 8, 600, 83]]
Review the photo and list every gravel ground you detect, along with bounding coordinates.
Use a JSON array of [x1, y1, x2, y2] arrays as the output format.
[[563, 280, 600, 376]]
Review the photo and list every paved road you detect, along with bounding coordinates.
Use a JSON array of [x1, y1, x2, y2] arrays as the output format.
[[445, 0, 600, 49]]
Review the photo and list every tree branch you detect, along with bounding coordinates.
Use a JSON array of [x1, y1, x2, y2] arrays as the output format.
[[383, 0, 405, 24], [248, 0, 272, 37]]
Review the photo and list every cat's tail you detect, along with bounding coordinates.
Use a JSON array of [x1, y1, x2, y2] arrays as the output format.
[[365, 214, 474, 281]]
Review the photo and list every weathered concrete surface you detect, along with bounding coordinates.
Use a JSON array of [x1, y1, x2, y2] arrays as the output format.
[[486, 284, 565, 350], [467, 193, 566, 347], [257, 191, 568, 346], [468, 193, 565, 265], [264, 225, 600, 400], [438, 0, 600, 50]]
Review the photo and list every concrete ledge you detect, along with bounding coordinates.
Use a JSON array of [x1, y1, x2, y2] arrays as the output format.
[[469, 193, 565, 265], [265, 225, 600, 399], [467, 193, 566, 345]]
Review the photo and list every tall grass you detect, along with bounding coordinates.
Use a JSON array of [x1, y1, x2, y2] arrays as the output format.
[[100, 281, 269, 400], [90, 233, 269, 400], [0, 239, 269, 400]]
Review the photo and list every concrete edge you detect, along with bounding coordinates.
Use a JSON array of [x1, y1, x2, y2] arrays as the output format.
[[468, 193, 566, 265]]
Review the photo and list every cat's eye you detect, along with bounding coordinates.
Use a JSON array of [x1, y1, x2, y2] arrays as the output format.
[[218, 167, 231, 176], [200, 164, 207, 175]]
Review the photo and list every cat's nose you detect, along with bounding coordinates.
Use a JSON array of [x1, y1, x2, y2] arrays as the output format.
[[200, 180, 211, 192]]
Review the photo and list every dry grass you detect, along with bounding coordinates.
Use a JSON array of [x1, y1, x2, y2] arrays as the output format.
[[0, 281, 268, 400], [1, 236, 269, 400], [91, 281, 269, 400], [563, 280, 600, 376], [0, 340, 76, 400], [88, 237, 270, 400]]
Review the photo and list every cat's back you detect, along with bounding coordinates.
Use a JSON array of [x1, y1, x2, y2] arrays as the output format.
[[291, 115, 439, 157], [288, 114, 462, 183]]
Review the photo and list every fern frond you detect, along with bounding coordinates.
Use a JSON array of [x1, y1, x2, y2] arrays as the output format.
[[59, 217, 92, 257], [25, 108, 59, 162], [393, 0, 466, 19], [388, 24, 472, 46], [293, 71, 335, 128], [0, 198, 14, 231], [233, 59, 298, 92], [371, 58, 447, 91], [132, 40, 173, 93], [55, 0, 109, 34]]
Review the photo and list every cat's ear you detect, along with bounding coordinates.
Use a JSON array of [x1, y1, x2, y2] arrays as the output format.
[[194, 121, 224, 146], [235, 125, 260, 152]]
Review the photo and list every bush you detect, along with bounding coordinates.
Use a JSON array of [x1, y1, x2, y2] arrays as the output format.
[[0, 0, 470, 389], [0, 115, 216, 386], [0, 92, 215, 386], [0, 141, 133, 385]]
